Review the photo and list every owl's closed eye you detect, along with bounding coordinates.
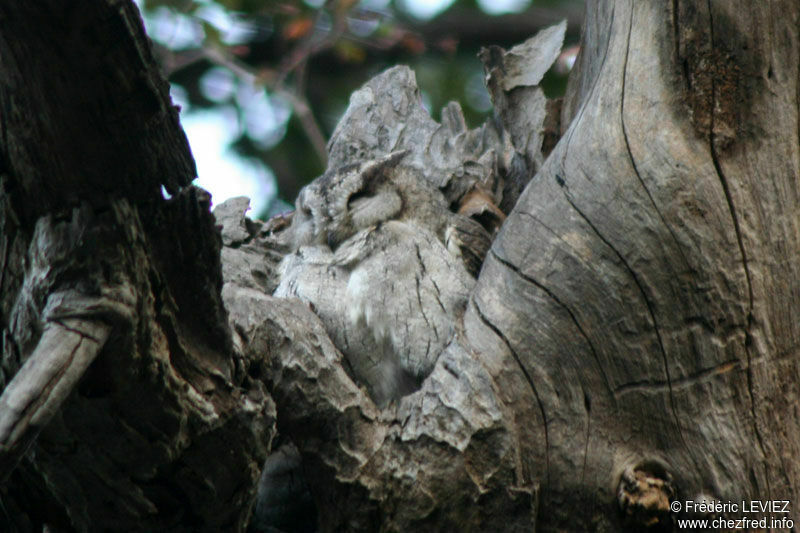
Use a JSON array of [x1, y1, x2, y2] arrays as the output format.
[[348, 188, 402, 231]]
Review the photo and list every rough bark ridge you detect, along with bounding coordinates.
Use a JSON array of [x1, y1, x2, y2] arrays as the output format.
[[1, 0, 800, 532], [0, 2, 273, 531]]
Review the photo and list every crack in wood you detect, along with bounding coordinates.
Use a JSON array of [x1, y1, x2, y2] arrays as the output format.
[[488, 249, 615, 401], [580, 390, 591, 485], [471, 295, 550, 489], [561, 194, 689, 451], [414, 275, 432, 333], [615, 359, 740, 395], [483, 249, 602, 488], [706, 0, 770, 496], [672, 0, 681, 72], [620, 6, 692, 272], [50, 318, 105, 344]]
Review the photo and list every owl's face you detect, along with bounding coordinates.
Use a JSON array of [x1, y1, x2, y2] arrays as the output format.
[[287, 151, 407, 250]]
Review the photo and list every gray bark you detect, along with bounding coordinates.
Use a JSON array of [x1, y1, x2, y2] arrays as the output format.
[[2, 0, 799, 532]]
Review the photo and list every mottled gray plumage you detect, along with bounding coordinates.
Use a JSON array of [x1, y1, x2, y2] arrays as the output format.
[[274, 152, 490, 406]]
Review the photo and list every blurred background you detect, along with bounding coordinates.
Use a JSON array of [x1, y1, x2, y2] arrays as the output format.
[[134, 0, 584, 219]]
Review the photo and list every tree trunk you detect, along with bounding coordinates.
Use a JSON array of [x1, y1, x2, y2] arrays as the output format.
[[1, 0, 799, 532], [0, 3, 273, 531]]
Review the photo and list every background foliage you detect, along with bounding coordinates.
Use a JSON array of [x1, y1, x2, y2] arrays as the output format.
[[136, 0, 583, 217]]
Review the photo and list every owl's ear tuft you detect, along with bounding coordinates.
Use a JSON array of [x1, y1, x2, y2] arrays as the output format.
[[359, 150, 409, 184]]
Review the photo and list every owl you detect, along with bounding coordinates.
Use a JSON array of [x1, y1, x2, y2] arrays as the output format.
[[274, 152, 492, 406]]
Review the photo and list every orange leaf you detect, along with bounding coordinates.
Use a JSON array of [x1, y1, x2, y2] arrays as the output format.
[[458, 188, 506, 235], [283, 17, 313, 41]]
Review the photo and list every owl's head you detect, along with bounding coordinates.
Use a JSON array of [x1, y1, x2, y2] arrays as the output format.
[[288, 151, 408, 250]]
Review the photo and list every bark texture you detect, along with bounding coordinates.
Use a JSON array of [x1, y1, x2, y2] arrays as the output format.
[[0, 2, 274, 531], [2, 0, 800, 532]]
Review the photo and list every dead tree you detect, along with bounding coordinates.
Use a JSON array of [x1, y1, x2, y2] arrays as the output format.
[[1, 0, 798, 531]]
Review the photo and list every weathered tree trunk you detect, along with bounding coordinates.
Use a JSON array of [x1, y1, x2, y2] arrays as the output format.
[[0, 3, 273, 531], [477, 0, 800, 528], [1, 0, 799, 532]]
